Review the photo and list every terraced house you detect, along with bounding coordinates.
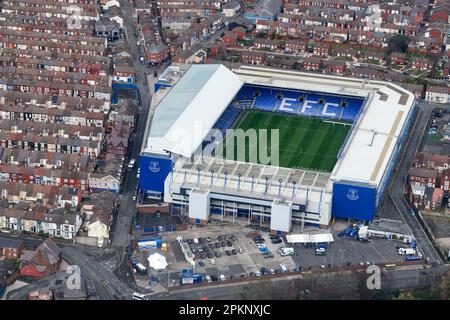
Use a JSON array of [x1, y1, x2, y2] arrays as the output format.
[[0, 0, 121, 242]]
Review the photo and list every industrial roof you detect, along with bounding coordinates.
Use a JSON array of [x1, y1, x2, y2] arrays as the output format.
[[144, 64, 243, 157]]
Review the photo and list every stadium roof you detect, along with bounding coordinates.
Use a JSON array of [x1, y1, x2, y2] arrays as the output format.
[[144, 64, 243, 157]]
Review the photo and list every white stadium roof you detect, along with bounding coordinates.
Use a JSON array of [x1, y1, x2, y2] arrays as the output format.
[[144, 64, 243, 157]]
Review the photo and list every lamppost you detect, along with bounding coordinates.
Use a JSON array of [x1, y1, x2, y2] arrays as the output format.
[[339, 249, 346, 267]]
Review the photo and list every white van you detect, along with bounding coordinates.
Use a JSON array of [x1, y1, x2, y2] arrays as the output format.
[[278, 247, 294, 256], [132, 292, 147, 300], [398, 248, 416, 255]]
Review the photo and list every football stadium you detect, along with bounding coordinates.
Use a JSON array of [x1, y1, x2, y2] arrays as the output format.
[[140, 64, 417, 233]]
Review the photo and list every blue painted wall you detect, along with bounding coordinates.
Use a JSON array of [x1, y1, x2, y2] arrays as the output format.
[[154, 83, 172, 93], [332, 182, 376, 221], [139, 155, 173, 193]]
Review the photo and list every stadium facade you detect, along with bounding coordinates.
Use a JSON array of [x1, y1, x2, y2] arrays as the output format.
[[140, 64, 417, 233]]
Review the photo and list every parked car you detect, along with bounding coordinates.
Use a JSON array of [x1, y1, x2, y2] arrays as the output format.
[[249, 272, 256, 277], [263, 253, 274, 258], [255, 271, 261, 277], [200, 253, 206, 259], [217, 236, 223, 241], [207, 252, 213, 259], [198, 261, 205, 267], [219, 274, 226, 281], [227, 241, 233, 247], [205, 275, 212, 282], [231, 235, 237, 241], [209, 243, 215, 249], [231, 249, 237, 255], [237, 248, 243, 254], [203, 246, 209, 252], [225, 250, 232, 256], [209, 259, 216, 265], [271, 237, 283, 244], [221, 241, 226, 247], [215, 242, 221, 249], [214, 252, 221, 258], [210, 275, 218, 281], [206, 237, 212, 242]]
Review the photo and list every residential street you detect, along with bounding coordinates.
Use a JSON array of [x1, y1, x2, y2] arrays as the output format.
[[380, 102, 447, 265]]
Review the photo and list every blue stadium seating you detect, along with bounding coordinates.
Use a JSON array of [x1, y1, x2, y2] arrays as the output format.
[[230, 84, 365, 123], [212, 105, 242, 135], [341, 98, 363, 122]]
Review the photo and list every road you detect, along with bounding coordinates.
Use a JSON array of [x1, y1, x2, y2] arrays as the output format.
[[62, 246, 134, 300], [381, 102, 444, 265], [158, 265, 449, 300]]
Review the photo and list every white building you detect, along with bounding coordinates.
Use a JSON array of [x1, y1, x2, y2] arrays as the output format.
[[425, 86, 450, 104]]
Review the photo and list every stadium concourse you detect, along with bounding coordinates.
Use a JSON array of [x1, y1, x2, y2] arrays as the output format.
[[139, 64, 417, 234]]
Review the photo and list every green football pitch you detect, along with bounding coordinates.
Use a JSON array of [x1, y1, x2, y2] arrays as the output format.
[[219, 110, 351, 172]]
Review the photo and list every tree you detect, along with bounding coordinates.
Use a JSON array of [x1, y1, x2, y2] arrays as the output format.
[[388, 35, 410, 54]]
